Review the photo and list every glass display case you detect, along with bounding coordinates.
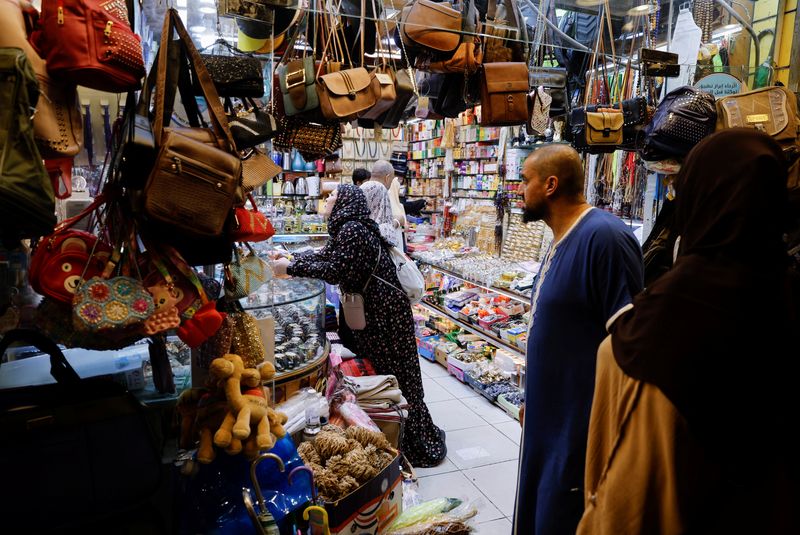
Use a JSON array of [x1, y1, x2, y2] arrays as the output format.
[[242, 277, 328, 382]]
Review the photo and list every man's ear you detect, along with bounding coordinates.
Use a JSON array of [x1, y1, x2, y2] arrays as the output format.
[[545, 175, 558, 196]]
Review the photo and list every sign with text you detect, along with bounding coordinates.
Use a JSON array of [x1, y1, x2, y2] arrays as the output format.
[[694, 73, 743, 98]]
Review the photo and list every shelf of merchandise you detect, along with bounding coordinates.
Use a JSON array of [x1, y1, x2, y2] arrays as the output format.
[[273, 341, 330, 386], [452, 188, 498, 192], [454, 173, 499, 177], [450, 195, 496, 200], [453, 157, 497, 161], [419, 263, 532, 304], [406, 194, 440, 198], [272, 233, 328, 239], [419, 301, 524, 357]]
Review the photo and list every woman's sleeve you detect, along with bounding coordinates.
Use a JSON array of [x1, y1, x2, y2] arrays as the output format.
[[287, 222, 374, 286]]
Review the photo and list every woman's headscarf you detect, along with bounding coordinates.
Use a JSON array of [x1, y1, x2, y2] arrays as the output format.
[[361, 181, 400, 247], [327, 184, 382, 240], [610, 129, 792, 449]]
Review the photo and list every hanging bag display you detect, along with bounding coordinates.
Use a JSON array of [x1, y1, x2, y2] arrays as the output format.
[[230, 195, 275, 242], [0, 46, 56, 241], [33, 0, 145, 92], [482, 0, 528, 63], [143, 9, 241, 239], [224, 244, 272, 299], [225, 97, 278, 149], [399, 0, 462, 60], [424, 0, 483, 74], [715, 85, 800, 151]]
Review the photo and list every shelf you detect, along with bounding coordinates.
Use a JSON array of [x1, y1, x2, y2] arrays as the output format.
[[274, 341, 330, 385], [406, 193, 440, 198], [454, 157, 497, 161], [272, 233, 329, 239], [409, 176, 446, 180], [511, 141, 571, 150], [419, 263, 532, 304], [454, 173, 498, 176], [419, 301, 524, 357], [450, 195, 495, 199], [281, 170, 321, 174], [452, 188, 499, 192]]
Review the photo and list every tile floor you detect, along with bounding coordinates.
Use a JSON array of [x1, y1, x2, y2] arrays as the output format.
[[412, 356, 521, 534]]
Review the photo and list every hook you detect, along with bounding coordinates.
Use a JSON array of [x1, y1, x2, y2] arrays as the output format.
[[288, 465, 318, 503], [250, 452, 286, 515]]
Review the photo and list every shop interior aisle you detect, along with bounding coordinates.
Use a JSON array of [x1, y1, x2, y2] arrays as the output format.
[[415, 356, 521, 534]]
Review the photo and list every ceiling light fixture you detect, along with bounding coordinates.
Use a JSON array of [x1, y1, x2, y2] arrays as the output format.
[[190, 25, 207, 33], [575, 0, 603, 6], [177, 8, 188, 21], [176, 0, 187, 7], [626, 4, 656, 16], [200, 0, 216, 4], [712, 23, 742, 38], [199, 6, 216, 14]]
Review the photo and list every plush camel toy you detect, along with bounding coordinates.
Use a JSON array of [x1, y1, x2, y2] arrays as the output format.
[[210, 354, 288, 459], [176, 387, 243, 464]]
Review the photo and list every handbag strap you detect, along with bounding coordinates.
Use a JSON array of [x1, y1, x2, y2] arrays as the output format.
[[153, 9, 236, 151], [362, 239, 383, 293], [0, 329, 81, 385]]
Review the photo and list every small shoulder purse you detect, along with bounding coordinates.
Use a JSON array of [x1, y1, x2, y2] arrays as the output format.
[[339, 244, 381, 330]]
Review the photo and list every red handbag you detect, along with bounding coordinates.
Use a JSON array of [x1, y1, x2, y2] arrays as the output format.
[[32, 0, 145, 92], [29, 196, 112, 303], [230, 195, 275, 242]]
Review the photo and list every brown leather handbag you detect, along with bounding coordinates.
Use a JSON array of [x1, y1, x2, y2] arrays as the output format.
[[479, 62, 529, 126], [143, 9, 241, 238], [400, 0, 462, 55], [585, 107, 624, 146], [360, 69, 398, 120], [379, 68, 416, 128], [317, 67, 379, 121], [424, 0, 483, 74]]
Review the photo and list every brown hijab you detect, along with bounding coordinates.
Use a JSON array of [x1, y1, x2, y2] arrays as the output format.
[[611, 129, 793, 450]]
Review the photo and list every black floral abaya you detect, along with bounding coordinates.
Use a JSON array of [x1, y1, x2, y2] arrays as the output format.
[[288, 185, 446, 467]]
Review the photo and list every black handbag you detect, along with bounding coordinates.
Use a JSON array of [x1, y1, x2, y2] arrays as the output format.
[[639, 86, 717, 162], [0, 329, 162, 531], [195, 40, 264, 98], [225, 97, 277, 149], [529, 67, 567, 117], [570, 96, 648, 153], [273, 115, 343, 162]]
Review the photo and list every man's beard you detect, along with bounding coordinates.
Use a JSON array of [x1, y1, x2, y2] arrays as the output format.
[[522, 205, 545, 223]]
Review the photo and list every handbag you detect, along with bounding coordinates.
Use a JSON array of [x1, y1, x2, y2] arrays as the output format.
[[360, 69, 398, 120], [317, 67, 380, 121], [715, 85, 800, 151], [230, 195, 275, 242], [197, 40, 264, 98], [29, 196, 112, 304], [400, 0, 462, 58], [33, 0, 145, 92], [228, 310, 266, 368], [0, 330, 162, 530], [482, 0, 529, 63], [226, 98, 278, 149], [529, 67, 567, 117], [479, 62, 529, 126], [424, 0, 483, 74], [373, 246, 425, 304], [0, 0, 83, 159], [277, 56, 319, 116], [324, 157, 343, 174], [640, 86, 717, 162], [72, 273, 155, 336], [241, 147, 282, 194], [143, 9, 242, 239], [339, 242, 382, 331], [225, 244, 272, 299], [0, 46, 56, 242], [378, 68, 417, 128], [528, 86, 553, 136], [571, 97, 647, 153], [273, 115, 343, 161]]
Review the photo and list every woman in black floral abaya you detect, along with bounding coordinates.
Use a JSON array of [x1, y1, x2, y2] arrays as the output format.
[[271, 185, 446, 467]]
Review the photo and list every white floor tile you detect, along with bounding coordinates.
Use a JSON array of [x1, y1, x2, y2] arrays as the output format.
[[494, 421, 522, 445], [413, 456, 459, 478], [472, 517, 512, 535], [445, 425, 520, 470], [459, 395, 515, 425], [427, 399, 487, 432], [464, 460, 520, 517], [422, 377, 455, 403], [413, 470, 505, 524], [418, 356, 450, 378], [432, 374, 481, 399]]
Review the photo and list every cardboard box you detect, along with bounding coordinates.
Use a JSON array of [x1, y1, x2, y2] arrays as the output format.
[[325, 454, 403, 534]]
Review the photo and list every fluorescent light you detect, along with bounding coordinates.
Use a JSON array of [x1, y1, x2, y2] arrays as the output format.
[[626, 4, 656, 16], [575, 0, 603, 6], [199, 33, 217, 49], [200, 0, 215, 3], [189, 25, 207, 33], [712, 23, 742, 38], [199, 6, 216, 14], [176, 0, 186, 6]]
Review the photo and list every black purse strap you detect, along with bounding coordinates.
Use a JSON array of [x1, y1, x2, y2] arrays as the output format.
[[0, 329, 80, 385]]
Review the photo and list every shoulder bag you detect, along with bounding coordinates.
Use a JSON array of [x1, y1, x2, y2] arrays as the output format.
[[196, 39, 264, 98], [425, 0, 483, 74], [479, 62, 529, 126], [340, 242, 382, 331], [143, 9, 241, 239], [715, 85, 800, 151], [0, 46, 55, 241], [400, 0, 462, 58], [33, 0, 145, 92]]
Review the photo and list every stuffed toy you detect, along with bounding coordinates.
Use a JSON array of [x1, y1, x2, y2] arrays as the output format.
[[210, 354, 288, 459], [176, 387, 243, 464]]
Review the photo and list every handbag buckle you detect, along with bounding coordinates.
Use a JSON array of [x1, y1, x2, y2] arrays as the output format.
[[602, 128, 611, 137], [286, 68, 306, 90]]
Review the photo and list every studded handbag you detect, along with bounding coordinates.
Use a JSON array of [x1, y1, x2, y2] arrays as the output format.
[[225, 244, 272, 300], [33, 0, 145, 92]]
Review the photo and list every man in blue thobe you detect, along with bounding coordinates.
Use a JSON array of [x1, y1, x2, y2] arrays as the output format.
[[512, 146, 644, 535]]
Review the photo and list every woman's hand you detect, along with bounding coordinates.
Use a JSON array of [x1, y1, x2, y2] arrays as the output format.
[[272, 257, 291, 278]]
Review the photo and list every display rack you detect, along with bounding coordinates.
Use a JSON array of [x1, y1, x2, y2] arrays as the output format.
[[420, 263, 531, 304], [419, 301, 524, 357]]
